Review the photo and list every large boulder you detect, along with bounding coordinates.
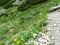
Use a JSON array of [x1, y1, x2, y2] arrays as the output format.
[[26, 0, 47, 4], [18, 2, 31, 11], [18, 0, 48, 11]]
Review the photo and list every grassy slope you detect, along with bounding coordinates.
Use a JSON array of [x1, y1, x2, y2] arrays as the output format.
[[0, 0, 60, 45]]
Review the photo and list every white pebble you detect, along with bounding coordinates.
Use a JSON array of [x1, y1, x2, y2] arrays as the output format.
[[53, 24, 57, 27], [33, 41, 39, 45], [47, 28, 51, 30], [48, 18, 52, 20], [33, 33, 37, 38], [38, 38, 47, 43], [46, 36, 50, 42], [39, 43, 45, 45], [52, 37, 55, 39], [39, 32, 45, 36]]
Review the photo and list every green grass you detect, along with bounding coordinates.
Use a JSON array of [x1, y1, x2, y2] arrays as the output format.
[[0, 0, 60, 45]]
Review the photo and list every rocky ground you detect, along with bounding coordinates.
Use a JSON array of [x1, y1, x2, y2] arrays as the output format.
[[0, 0, 60, 45], [26, 9, 60, 45], [46, 10, 60, 45]]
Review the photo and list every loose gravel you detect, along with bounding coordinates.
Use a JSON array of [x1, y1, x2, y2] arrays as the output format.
[[46, 10, 60, 45], [26, 10, 60, 45]]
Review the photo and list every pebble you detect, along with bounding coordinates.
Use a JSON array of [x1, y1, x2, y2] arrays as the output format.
[[50, 5, 60, 12], [53, 24, 57, 27], [0, 9, 6, 14], [47, 28, 51, 30], [46, 37, 50, 42], [33, 41, 39, 45], [52, 37, 55, 40], [48, 18, 52, 20], [33, 33, 37, 38], [39, 43, 45, 45]]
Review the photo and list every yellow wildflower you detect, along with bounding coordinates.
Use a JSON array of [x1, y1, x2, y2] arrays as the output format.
[[31, 32, 34, 34], [13, 38, 17, 42], [17, 41, 20, 44]]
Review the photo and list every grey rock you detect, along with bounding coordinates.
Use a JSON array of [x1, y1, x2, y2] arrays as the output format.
[[0, 9, 6, 14], [50, 5, 60, 12]]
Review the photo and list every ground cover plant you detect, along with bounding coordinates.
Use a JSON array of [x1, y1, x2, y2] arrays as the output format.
[[0, 0, 60, 45]]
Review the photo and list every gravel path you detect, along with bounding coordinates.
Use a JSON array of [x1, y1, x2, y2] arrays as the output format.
[[46, 10, 60, 45]]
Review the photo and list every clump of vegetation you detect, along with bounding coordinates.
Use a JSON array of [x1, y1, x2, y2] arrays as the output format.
[[0, 0, 60, 45], [0, 0, 10, 6], [4, 0, 15, 9]]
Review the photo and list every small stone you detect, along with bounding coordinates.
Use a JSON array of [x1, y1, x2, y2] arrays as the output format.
[[0, 9, 6, 14], [47, 28, 51, 30], [48, 18, 52, 20], [33, 41, 38, 45], [38, 37, 47, 43], [49, 42, 55, 45], [39, 43, 45, 45], [53, 24, 57, 27], [46, 36, 50, 42], [52, 37, 55, 40], [38, 37, 42, 42], [39, 32, 45, 36], [50, 5, 60, 12], [33, 33, 37, 38]]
